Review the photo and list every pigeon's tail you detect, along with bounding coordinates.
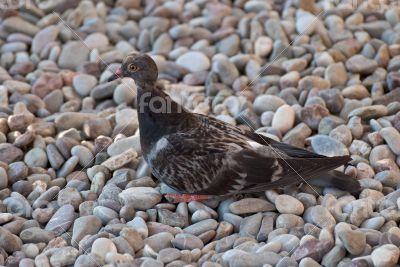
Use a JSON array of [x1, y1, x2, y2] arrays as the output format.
[[309, 170, 361, 193]]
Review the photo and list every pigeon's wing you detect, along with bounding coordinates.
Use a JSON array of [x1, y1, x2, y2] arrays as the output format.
[[247, 132, 326, 158], [146, 130, 251, 195], [193, 113, 324, 159], [148, 126, 352, 195], [230, 149, 351, 193]]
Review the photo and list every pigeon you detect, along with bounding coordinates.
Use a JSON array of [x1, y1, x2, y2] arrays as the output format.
[[108, 53, 360, 202]]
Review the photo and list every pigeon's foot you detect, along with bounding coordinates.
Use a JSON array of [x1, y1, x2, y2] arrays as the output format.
[[164, 194, 215, 202]]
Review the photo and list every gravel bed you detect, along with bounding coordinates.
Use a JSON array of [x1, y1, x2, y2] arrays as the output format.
[[0, 0, 399, 267]]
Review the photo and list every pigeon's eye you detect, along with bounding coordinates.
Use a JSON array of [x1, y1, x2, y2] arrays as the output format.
[[128, 64, 138, 72]]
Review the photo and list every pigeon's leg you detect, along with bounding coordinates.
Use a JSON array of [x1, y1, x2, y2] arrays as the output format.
[[164, 194, 215, 202]]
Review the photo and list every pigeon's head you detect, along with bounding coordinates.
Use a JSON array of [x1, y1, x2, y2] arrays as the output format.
[[108, 53, 158, 84]]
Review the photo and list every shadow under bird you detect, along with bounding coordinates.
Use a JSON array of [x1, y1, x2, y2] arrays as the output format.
[[108, 53, 361, 202]]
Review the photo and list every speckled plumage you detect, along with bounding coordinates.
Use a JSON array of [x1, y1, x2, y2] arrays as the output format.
[[109, 53, 361, 196]]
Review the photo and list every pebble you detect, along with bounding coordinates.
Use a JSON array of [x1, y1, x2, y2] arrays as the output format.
[[380, 127, 400, 155], [0, 227, 22, 253], [310, 135, 349, 157], [176, 52, 210, 72], [0, 1, 397, 266], [272, 104, 295, 134], [119, 187, 162, 210], [58, 41, 90, 70], [229, 198, 275, 215], [371, 244, 400, 267], [348, 105, 388, 119], [336, 224, 366, 256], [101, 148, 137, 170], [172, 233, 204, 250], [275, 194, 305, 215], [292, 239, 334, 262], [45, 204, 75, 235], [32, 26, 59, 54], [24, 148, 47, 168], [20, 227, 55, 243], [71, 145, 95, 167], [49, 247, 79, 267], [91, 237, 117, 258], [71, 215, 102, 246], [184, 219, 219, 236], [73, 74, 97, 97], [253, 95, 286, 114], [346, 54, 378, 74]]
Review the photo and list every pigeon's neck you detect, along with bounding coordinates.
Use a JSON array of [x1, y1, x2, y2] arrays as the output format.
[[136, 82, 185, 114], [136, 82, 190, 155]]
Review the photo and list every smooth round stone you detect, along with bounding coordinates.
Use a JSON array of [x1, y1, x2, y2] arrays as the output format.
[[309, 135, 349, 157], [127, 216, 148, 239], [272, 104, 295, 134], [183, 219, 218, 236], [282, 58, 308, 72], [192, 209, 212, 223], [91, 237, 117, 258], [49, 247, 79, 266], [71, 145, 94, 167], [371, 244, 400, 267], [84, 33, 109, 50], [19, 258, 35, 267], [119, 187, 162, 210], [171, 233, 204, 250], [20, 227, 55, 243], [275, 195, 305, 215], [222, 249, 281, 267], [22, 243, 39, 259], [348, 105, 388, 119], [217, 34, 240, 57], [144, 232, 174, 252], [176, 51, 210, 72], [296, 12, 319, 35], [73, 74, 97, 97], [229, 198, 275, 215], [214, 57, 239, 86], [337, 226, 366, 256], [380, 127, 400, 155], [58, 41, 90, 70], [32, 25, 59, 54], [254, 36, 273, 57], [93, 206, 118, 224], [169, 24, 192, 39], [71, 215, 102, 245], [107, 135, 141, 156], [346, 54, 378, 75], [304, 205, 336, 229], [45, 204, 75, 235], [325, 62, 347, 86], [83, 118, 112, 138], [157, 248, 181, 264], [360, 216, 385, 230], [253, 95, 286, 114], [271, 234, 300, 252], [329, 125, 352, 147], [24, 148, 48, 168], [0, 227, 22, 253], [57, 187, 83, 210], [370, 145, 396, 168], [261, 111, 274, 126], [342, 85, 370, 100], [113, 78, 137, 105]]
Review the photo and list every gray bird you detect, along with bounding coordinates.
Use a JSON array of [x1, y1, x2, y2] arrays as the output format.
[[108, 53, 360, 202]]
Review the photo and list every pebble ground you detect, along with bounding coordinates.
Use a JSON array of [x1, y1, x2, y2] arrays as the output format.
[[0, 0, 400, 267]]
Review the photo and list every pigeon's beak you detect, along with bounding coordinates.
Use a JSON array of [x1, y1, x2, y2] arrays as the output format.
[[108, 68, 123, 82]]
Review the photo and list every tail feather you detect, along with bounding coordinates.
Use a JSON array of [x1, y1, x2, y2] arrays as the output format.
[[309, 170, 361, 193]]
